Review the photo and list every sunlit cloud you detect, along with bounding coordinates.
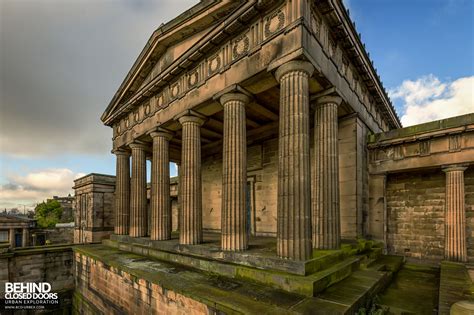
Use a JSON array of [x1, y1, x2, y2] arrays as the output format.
[[389, 75, 474, 126], [0, 168, 85, 210]]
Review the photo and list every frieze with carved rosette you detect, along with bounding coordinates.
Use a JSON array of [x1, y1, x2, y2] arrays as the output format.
[[113, 3, 289, 140], [264, 9, 285, 38]]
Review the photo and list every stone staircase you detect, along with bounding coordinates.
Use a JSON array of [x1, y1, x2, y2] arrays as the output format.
[[97, 237, 406, 314]]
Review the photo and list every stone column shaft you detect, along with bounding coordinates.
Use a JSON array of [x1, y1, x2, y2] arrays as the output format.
[[114, 150, 130, 235], [22, 228, 28, 247], [9, 228, 15, 248], [150, 131, 173, 240], [220, 93, 249, 251], [179, 115, 205, 245], [129, 143, 148, 237], [275, 61, 314, 261], [313, 96, 342, 250], [444, 166, 467, 262]]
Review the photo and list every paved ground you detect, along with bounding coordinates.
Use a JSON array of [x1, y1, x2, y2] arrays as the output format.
[[378, 263, 440, 314]]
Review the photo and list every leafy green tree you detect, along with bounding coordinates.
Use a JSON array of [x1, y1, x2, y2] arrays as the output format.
[[35, 200, 63, 228]]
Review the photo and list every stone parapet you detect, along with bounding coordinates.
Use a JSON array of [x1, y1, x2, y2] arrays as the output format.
[[368, 113, 474, 174]]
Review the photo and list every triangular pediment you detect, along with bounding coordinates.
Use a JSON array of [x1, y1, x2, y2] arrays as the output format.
[[101, 0, 246, 125]]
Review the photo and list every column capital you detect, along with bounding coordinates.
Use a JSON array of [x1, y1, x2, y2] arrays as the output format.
[[175, 110, 206, 126], [443, 165, 468, 173], [129, 141, 149, 150], [219, 93, 251, 106], [315, 95, 343, 106], [214, 85, 252, 105], [178, 115, 206, 126], [274, 60, 314, 82], [112, 148, 130, 156], [149, 128, 173, 141]]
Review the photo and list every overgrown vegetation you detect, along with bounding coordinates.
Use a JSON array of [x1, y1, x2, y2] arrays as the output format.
[[356, 296, 389, 315], [35, 199, 63, 228]]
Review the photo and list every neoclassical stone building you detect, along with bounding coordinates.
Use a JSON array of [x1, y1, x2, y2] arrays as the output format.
[[72, 0, 474, 313], [101, 0, 403, 259]]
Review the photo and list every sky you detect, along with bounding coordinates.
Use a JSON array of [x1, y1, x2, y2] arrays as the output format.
[[0, 0, 473, 211]]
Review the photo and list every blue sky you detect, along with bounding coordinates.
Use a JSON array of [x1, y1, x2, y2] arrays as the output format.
[[0, 0, 473, 210]]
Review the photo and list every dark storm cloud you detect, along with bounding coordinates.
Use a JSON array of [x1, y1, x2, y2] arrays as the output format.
[[0, 0, 198, 157]]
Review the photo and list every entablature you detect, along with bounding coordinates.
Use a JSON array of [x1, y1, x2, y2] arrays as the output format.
[[104, 0, 287, 128], [309, 0, 401, 130]]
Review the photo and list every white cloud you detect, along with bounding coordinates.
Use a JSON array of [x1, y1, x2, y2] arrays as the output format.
[[389, 75, 474, 126], [0, 168, 85, 210]]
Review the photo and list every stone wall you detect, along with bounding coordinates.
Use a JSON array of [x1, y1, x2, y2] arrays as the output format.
[[0, 245, 74, 310], [201, 139, 279, 236], [199, 118, 368, 238], [31, 227, 74, 245], [73, 251, 210, 314], [386, 168, 474, 262]]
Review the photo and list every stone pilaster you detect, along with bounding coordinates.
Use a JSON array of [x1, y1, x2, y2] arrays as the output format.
[[178, 115, 205, 245], [9, 228, 15, 248], [274, 60, 314, 260], [150, 130, 173, 240], [129, 142, 148, 238], [443, 166, 468, 262], [113, 149, 130, 235], [177, 163, 181, 232], [313, 95, 342, 249], [22, 228, 28, 247], [219, 92, 250, 251]]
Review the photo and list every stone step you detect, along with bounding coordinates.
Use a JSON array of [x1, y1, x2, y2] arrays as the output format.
[[289, 255, 405, 314], [74, 244, 397, 315], [236, 256, 362, 296], [73, 244, 305, 314], [103, 238, 362, 296], [290, 269, 392, 314], [369, 255, 405, 273], [108, 234, 368, 276]]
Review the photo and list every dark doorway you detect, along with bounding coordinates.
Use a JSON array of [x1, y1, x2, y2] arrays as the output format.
[[15, 233, 22, 247]]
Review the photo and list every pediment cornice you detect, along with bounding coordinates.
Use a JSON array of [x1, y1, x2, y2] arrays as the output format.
[[312, 0, 401, 129], [102, 0, 282, 126], [102, 0, 241, 125]]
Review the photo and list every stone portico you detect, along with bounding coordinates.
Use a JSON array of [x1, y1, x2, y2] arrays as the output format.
[[72, 0, 474, 313], [101, 0, 402, 262]]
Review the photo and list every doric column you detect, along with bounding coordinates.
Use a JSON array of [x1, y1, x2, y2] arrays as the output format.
[[149, 130, 173, 240], [129, 142, 148, 237], [178, 114, 205, 245], [113, 149, 130, 235], [443, 166, 468, 262], [274, 60, 314, 260], [9, 228, 15, 248], [313, 95, 342, 249], [22, 228, 28, 247], [177, 163, 181, 232], [219, 92, 250, 251]]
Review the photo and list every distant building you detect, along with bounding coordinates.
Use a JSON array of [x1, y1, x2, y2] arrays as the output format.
[[48, 195, 75, 222], [0, 214, 36, 247]]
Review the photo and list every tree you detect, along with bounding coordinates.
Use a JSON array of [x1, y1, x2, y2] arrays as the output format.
[[35, 200, 63, 228]]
